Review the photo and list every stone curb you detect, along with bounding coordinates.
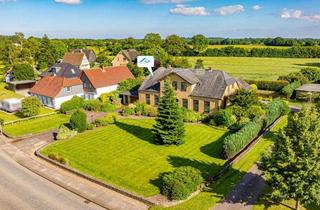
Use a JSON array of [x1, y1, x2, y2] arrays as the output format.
[[35, 145, 156, 207]]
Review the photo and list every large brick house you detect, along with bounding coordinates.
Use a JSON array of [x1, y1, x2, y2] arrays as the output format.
[[138, 67, 250, 113]]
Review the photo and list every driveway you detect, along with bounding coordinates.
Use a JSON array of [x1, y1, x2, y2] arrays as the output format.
[[0, 149, 104, 210]]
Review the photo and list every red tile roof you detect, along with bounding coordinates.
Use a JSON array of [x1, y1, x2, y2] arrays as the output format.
[[82, 66, 135, 89], [30, 76, 82, 98]]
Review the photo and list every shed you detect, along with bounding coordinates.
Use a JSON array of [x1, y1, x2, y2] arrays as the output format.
[[295, 84, 320, 100], [0, 98, 22, 112], [7, 80, 36, 92]]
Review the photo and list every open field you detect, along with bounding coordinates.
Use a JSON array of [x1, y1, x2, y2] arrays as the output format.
[[208, 45, 291, 49], [185, 57, 320, 80], [41, 118, 228, 197], [4, 114, 70, 137], [152, 117, 288, 210]]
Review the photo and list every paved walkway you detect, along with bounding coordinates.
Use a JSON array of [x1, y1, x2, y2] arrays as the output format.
[[212, 164, 265, 210], [0, 135, 149, 210]]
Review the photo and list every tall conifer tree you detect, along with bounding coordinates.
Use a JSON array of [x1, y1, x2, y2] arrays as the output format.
[[153, 79, 185, 145]]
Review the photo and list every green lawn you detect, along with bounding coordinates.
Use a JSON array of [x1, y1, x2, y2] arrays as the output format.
[[41, 119, 228, 197], [0, 107, 56, 122], [4, 114, 70, 137], [0, 83, 24, 100], [152, 117, 288, 210], [184, 57, 320, 80]]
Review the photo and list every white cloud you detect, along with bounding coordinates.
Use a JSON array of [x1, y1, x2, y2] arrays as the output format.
[[0, 0, 16, 3], [214, 5, 244, 16], [55, 0, 81, 5], [252, 5, 262, 11], [141, 0, 188, 4], [281, 8, 320, 22], [169, 4, 209, 16]]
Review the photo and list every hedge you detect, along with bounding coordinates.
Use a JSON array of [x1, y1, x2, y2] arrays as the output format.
[[223, 99, 287, 159], [246, 80, 289, 91], [281, 81, 301, 99], [161, 167, 203, 200]]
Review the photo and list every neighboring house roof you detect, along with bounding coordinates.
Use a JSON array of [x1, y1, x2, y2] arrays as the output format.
[[296, 84, 320, 92], [121, 49, 139, 62], [71, 49, 96, 63], [63, 52, 86, 66], [41, 62, 81, 78], [139, 67, 249, 99], [30, 76, 82, 98], [236, 78, 252, 90], [81, 66, 135, 89]]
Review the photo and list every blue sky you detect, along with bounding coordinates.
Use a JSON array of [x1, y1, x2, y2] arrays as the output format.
[[0, 0, 320, 38]]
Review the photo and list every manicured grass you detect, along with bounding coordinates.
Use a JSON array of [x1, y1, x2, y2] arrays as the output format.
[[184, 57, 320, 80], [41, 119, 228, 197], [152, 117, 288, 210], [0, 107, 56, 122], [3, 114, 70, 137], [0, 83, 24, 100]]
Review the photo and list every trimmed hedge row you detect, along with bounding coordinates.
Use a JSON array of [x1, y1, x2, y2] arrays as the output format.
[[246, 80, 289, 91], [223, 99, 287, 159]]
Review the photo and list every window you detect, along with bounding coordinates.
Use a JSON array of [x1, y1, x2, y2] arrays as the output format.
[[193, 100, 199, 112], [181, 82, 187, 92], [182, 99, 188, 108], [66, 87, 72, 92], [172, 81, 178, 90], [154, 95, 159, 105], [204, 101, 210, 113], [146, 94, 150, 105]]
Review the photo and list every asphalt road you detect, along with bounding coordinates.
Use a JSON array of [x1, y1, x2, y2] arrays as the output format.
[[0, 149, 105, 210]]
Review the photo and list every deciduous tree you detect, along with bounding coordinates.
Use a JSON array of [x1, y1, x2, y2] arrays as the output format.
[[260, 107, 320, 210]]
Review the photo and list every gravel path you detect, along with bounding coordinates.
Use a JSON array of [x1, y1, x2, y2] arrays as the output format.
[[212, 164, 265, 210]]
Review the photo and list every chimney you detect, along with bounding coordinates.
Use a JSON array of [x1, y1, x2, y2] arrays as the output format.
[[206, 66, 212, 71], [167, 64, 172, 71]]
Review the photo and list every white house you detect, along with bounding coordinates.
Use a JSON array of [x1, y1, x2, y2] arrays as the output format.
[[29, 76, 84, 109], [80, 66, 135, 99]]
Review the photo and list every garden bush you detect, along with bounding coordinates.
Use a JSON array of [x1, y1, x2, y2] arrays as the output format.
[[181, 108, 202, 123], [230, 89, 259, 108], [20, 96, 41, 117], [60, 96, 85, 113], [101, 102, 117, 112], [69, 110, 87, 133], [161, 167, 203, 200], [83, 99, 103, 112], [212, 109, 235, 127], [117, 77, 143, 92], [12, 63, 35, 81], [135, 102, 146, 115], [99, 92, 121, 107], [122, 106, 135, 116], [94, 114, 117, 127], [281, 81, 301, 99], [246, 80, 289, 91], [300, 68, 320, 83], [144, 105, 158, 117], [316, 103, 320, 113], [56, 125, 77, 140], [48, 153, 67, 165], [228, 117, 250, 132]]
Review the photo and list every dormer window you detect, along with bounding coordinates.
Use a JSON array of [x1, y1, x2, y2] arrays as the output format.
[[71, 69, 75, 74]]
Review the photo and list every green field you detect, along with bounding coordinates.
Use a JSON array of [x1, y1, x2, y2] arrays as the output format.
[[185, 57, 320, 80], [208, 45, 291, 49], [41, 118, 227, 197], [151, 117, 288, 210], [4, 114, 70, 137]]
